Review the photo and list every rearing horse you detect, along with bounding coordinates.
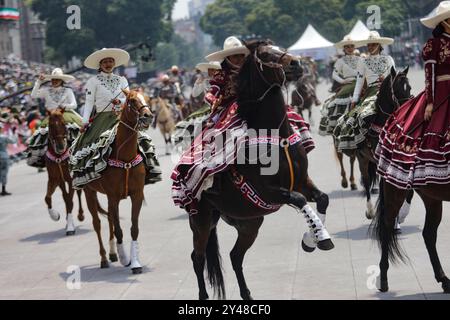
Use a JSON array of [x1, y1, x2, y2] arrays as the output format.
[[45, 109, 84, 235], [83, 90, 153, 274], [189, 41, 333, 300]]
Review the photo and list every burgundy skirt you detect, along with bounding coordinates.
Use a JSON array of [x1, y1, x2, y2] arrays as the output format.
[[375, 80, 450, 189]]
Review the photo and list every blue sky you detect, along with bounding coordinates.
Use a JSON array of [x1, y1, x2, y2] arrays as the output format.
[[173, 0, 189, 20]]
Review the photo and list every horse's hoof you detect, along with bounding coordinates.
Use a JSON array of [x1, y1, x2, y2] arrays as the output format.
[[350, 184, 358, 191], [132, 267, 142, 274], [341, 180, 348, 189], [317, 239, 335, 251], [78, 214, 85, 222], [100, 260, 109, 269], [442, 278, 450, 293], [301, 240, 316, 253], [365, 211, 375, 220], [66, 230, 75, 236], [378, 280, 389, 293], [241, 290, 253, 300], [109, 253, 118, 262], [394, 227, 402, 235], [199, 293, 209, 300]]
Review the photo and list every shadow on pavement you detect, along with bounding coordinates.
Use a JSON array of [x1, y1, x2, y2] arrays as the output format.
[[332, 224, 422, 241], [20, 227, 91, 245]]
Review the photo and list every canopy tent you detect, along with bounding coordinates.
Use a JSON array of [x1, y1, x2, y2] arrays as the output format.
[[348, 20, 371, 41], [288, 24, 336, 61]]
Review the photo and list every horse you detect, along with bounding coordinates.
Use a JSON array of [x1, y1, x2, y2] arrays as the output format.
[[45, 109, 85, 235], [348, 67, 412, 220], [188, 40, 334, 300], [372, 179, 450, 293], [291, 75, 318, 126], [150, 96, 176, 155], [83, 89, 153, 273]]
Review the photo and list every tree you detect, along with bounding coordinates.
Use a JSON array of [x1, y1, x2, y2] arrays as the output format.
[[30, 0, 176, 63]]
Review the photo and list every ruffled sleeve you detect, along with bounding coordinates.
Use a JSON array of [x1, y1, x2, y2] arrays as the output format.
[[422, 38, 436, 104]]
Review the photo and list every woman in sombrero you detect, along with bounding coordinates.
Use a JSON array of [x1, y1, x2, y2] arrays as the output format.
[[70, 48, 161, 189], [376, 1, 450, 190], [319, 35, 361, 136], [334, 31, 395, 152], [27, 68, 82, 168], [173, 61, 222, 147]]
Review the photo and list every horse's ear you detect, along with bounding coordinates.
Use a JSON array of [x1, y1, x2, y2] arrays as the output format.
[[403, 66, 409, 75], [122, 88, 130, 96], [390, 66, 396, 78]]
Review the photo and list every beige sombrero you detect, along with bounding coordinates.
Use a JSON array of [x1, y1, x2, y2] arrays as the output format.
[[205, 36, 250, 62], [43, 68, 75, 82], [335, 35, 362, 49], [355, 31, 394, 46], [421, 1, 450, 28], [195, 61, 222, 73], [84, 48, 130, 69]]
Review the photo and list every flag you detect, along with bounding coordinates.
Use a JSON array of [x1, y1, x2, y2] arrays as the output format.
[[0, 8, 20, 21]]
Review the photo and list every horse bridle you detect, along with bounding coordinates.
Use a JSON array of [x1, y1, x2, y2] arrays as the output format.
[[119, 96, 152, 133]]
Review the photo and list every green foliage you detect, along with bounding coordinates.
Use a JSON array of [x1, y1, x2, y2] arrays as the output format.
[[200, 0, 426, 47], [30, 0, 176, 62]]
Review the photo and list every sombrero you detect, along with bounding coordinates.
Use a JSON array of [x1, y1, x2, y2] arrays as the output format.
[[205, 36, 250, 62], [421, 1, 450, 29], [84, 48, 130, 70], [43, 68, 75, 82], [335, 35, 362, 49], [355, 31, 394, 46], [195, 61, 222, 73]]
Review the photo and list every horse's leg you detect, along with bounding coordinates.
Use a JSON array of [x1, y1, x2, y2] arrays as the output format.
[[129, 191, 144, 274], [356, 153, 374, 219], [335, 146, 348, 189], [190, 203, 224, 300], [61, 182, 75, 236], [108, 213, 117, 263], [108, 195, 129, 267], [76, 190, 85, 222], [281, 188, 334, 252], [417, 192, 450, 293], [230, 217, 264, 300], [308, 106, 314, 126], [375, 180, 407, 292], [85, 189, 108, 268], [398, 189, 414, 224], [45, 178, 60, 221], [349, 153, 357, 190]]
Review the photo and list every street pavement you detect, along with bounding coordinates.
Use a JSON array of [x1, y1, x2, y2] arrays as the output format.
[[0, 67, 449, 300]]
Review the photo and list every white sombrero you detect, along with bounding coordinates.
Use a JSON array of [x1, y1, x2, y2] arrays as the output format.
[[84, 48, 130, 69], [195, 61, 222, 73], [335, 35, 362, 49], [421, 1, 450, 28], [355, 31, 394, 46], [43, 68, 75, 82], [205, 36, 250, 62]]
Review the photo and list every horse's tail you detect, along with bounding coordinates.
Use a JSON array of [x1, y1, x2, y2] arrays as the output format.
[[368, 160, 378, 191], [370, 179, 408, 264], [206, 227, 225, 299]]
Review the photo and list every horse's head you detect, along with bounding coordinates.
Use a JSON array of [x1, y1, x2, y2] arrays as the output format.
[[377, 66, 411, 117], [48, 109, 67, 155], [121, 89, 153, 130], [237, 40, 297, 104]]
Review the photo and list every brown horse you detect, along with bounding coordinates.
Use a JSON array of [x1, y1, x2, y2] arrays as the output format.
[[291, 75, 318, 126], [373, 180, 450, 294], [334, 139, 357, 190], [188, 41, 333, 300], [150, 97, 175, 155], [83, 90, 153, 273], [45, 109, 84, 235]]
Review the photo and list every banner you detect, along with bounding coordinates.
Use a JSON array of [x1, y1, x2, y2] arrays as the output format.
[[0, 8, 20, 21]]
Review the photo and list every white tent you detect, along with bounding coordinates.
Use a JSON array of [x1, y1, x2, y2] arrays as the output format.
[[288, 24, 336, 61], [348, 20, 371, 41]]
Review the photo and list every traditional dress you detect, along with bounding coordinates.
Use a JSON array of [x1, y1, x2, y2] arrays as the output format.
[[171, 54, 314, 215], [376, 33, 450, 189], [70, 49, 161, 189], [319, 54, 360, 135], [27, 69, 82, 168], [334, 52, 395, 152]]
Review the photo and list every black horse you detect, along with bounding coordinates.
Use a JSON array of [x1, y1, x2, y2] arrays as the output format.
[[189, 41, 333, 300]]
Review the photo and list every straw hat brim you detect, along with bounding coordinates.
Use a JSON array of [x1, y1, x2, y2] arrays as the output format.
[[355, 37, 394, 46], [43, 74, 75, 82], [196, 62, 222, 73], [84, 48, 130, 69], [335, 40, 363, 49], [421, 11, 450, 28], [205, 47, 250, 62]]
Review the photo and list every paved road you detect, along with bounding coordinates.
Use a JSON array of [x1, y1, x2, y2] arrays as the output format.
[[1, 68, 449, 300]]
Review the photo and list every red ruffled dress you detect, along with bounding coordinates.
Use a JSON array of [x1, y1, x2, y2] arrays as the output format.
[[375, 34, 450, 189]]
